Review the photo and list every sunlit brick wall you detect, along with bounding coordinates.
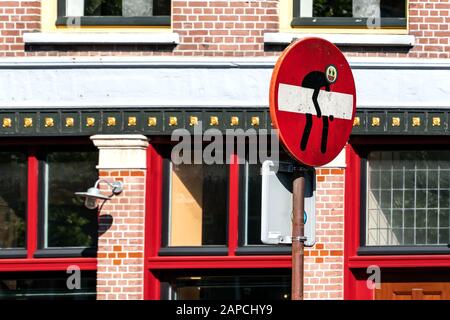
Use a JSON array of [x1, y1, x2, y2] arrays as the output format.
[[0, 1, 448, 58], [304, 168, 345, 299], [96, 170, 147, 300]]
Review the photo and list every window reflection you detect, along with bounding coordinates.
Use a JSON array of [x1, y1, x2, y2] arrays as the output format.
[[44, 151, 98, 248], [0, 152, 27, 249], [168, 162, 228, 247], [166, 271, 291, 300]]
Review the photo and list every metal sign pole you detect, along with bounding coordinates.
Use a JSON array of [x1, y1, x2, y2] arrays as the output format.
[[292, 170, 306, 300]]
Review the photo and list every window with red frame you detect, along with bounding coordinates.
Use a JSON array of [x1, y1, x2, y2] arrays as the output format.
[[359, 147, 450, 255], [0, 145, 98, 300], [147, 143, 292, 300]]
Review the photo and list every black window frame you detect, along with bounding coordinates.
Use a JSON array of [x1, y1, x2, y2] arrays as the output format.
[[358, 145, 450, 256], [291, 0, 407, 28], [56, 0, 171, 27], [158, 146, 229, 256], [35, 146, 98, 258]]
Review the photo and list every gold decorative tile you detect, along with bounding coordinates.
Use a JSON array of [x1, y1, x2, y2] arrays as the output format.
[[251, 116, 260, 127], [169, 116, 178, 127], [44, 117, 54, 128], [127, 116, 137, 127], [148, 117, 157, 127], [210, 116, 219, 126], [107, 117, 116, 127], [86, 117, 95, 127], [230, 116, 239, 126], [190, 116, 199, 126], [24, 117, 33, 128], [432, 117, 441, 127], [353, 116, 360, 127], [391, 117, 401, 127], [65, 117, 74, 127], [412, 117, 421, 127], [2, 118, 12, 128], [371, 117, 380, 127]]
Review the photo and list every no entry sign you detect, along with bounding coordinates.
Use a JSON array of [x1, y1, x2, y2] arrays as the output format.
[[269, 38, 356, 167]]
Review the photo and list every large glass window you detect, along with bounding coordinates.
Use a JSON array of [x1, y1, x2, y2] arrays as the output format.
[[165, 161, 228, 247], [293, 0, 407, 27], [42, 151, 98, 249], [57, 0, 171, 26], [0, 271, 96, 300], [162, 270, 291, 300], [0, 152, 27, 249], [366, 151, 450, 246]]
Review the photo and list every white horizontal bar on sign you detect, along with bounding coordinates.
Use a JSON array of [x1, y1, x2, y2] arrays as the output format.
[[278, 83, 353, 120]]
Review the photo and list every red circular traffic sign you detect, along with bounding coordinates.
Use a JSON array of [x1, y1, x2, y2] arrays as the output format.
[[269, 38, 356, 167]]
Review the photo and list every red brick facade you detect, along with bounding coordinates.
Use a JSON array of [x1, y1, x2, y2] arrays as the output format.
[[0, 1, 449, 58], [0, 0, 40, 57], [304, 168, 345, 299], [0, 0, 447, 301], [97, 170, 147, 300]]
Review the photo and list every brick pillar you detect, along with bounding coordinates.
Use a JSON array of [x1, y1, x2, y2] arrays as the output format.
[[304, 149, 346, 300], [91, 135, 149, 300]]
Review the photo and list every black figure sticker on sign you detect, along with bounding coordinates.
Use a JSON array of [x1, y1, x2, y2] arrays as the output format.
[[299, 65, 337, 154]]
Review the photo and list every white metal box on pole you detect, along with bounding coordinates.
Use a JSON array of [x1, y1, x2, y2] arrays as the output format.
[[260, 160, 316, 247]]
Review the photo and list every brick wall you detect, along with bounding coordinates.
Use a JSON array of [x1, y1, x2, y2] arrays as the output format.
[[0, 0, 40, 57], [173, 0, 278, 56], [348, 0, 450, 58], [304, 168, 345, 300], [97, 170, 147, 300], [408, 0, 450, 58], [0, 1, 449, 58]]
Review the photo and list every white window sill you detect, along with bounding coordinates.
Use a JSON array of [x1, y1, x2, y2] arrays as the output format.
[[264, 33, 415, 47], [23, 32, 180, 45]]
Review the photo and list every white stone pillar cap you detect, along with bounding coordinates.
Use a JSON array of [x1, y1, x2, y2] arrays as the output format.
[[91, 134, 149, 170]]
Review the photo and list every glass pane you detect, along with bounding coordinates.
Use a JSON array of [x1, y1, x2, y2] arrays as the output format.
[[416, 229, 426, 245], [439, 190, 449, 208], [45, 151, 98, 248], [366, 150, 450, 246], [245, 163, 263, 245], [166, 271, 291, 300], [415, 210, 426, 228], [369, 170, 380, 189], [439, 228, 449, 245], [404, 228, 414, 245], [392, 171, 403, 189], [82, 0, 170, 16], [428, 171, 438, 189], [300, 0, 406, 18], [85, 0, 122, 16], [439, 210, 449, 227], [0, 271, 96, 300], [404, 190, 415, 208], [168, 162, 227, 246], [404, 210, 414, 228], [404, 171, 415, 189], [0, 152, 27, 249], [314, 0, 352, 17]]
